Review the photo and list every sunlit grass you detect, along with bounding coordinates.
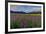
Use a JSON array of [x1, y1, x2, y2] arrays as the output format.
[[11, 13, 41, 15], [29, 14, 41, 16], [13, 14, 41, 16]]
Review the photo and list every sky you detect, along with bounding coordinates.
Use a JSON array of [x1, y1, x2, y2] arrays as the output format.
[[10, 5, 41, 13]]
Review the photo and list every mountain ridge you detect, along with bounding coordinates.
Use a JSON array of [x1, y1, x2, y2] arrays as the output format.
[[10, 11, 41, 14]]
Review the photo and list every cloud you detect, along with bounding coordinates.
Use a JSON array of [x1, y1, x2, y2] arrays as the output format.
[[31, 8, 41, 12]]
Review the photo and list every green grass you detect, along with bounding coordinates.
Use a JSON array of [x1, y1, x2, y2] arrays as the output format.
[[27, 20, 32, 28], [10, 13, 41, 29], [10, 20, 21, 29], [10, 20, 32, 28], [10, 20, 41, 28]]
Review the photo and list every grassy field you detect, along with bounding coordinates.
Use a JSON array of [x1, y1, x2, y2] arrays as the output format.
[[10, 13, 41, 29]]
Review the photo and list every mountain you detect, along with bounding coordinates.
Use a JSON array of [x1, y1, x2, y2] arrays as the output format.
[[29, 11, 41, 14], [10, 11, 41, 14], [10, 11, 25, 14]]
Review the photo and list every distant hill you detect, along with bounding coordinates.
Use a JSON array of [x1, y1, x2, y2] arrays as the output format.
[[10, 11, 25, 14], [29, 11, 41, 14], [10, 11, 41, 14]]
